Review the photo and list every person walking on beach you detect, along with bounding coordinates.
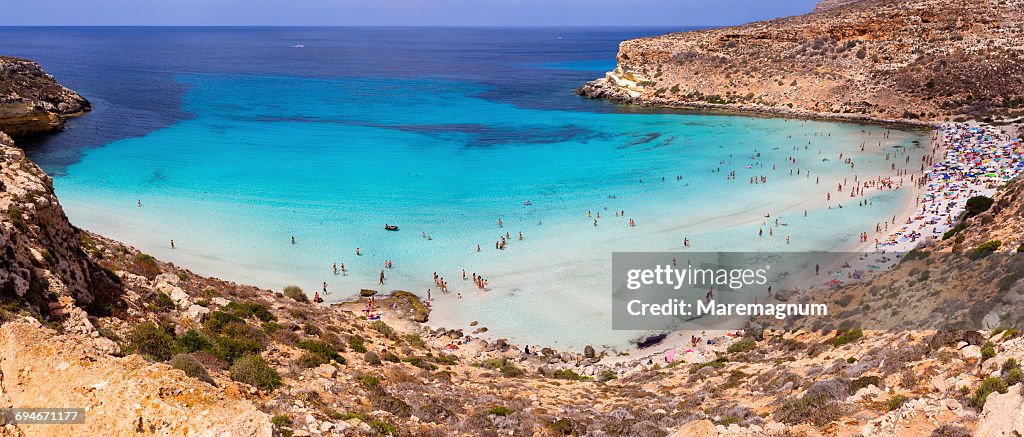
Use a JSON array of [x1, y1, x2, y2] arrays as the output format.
[[379, 270, 385, 285], [170, 239, 175, 249]]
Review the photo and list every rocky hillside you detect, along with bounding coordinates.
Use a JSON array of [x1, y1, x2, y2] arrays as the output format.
[[932, 175, 1024, 253], [0, 56, 90, 136], [578, 0, 1024, 125]]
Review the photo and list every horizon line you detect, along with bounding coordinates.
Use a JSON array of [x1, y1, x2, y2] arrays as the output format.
[[0, 24, 720, 29]]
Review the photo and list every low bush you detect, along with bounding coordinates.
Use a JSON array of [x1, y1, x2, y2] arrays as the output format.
[[970, 377, 1008, 408], [359, 374, 381, 387], [727, 337, 756, 353], [831, 328, 863, 347], [128, 322, 176, 361], [283, 285, 307, 302], [229, 354, 282, 392], [177, 330, 212, 353], [169, 353, 216, 386], [487, 406, 514, 416], [297, 339, 344, 363], [294, 351, 328, 368], [348, 336, 368, 353], [552, 369, 590, 381], [224, 301, 276, 322], [886, 394, 909, 411]]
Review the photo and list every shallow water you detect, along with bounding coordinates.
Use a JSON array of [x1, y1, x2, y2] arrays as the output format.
[[3, 27, 930, 350]]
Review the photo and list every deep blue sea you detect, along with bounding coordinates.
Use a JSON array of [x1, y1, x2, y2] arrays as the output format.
[[0, 27, 929, 349]]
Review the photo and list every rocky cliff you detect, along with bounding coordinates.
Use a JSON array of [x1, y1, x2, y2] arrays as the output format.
[[0, 56, 90, 137], [578, 0, 1024, 125]]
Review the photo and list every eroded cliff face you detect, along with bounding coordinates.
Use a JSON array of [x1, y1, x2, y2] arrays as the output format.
[[578, 0, 1024, 124], [0, 56, 90, 136], [0, 132, 120, 316]]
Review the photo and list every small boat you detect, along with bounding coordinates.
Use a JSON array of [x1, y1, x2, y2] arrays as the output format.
[[292, 44, 305, 48], [523, 200, 532, 206], [385, 224, 399, 231]]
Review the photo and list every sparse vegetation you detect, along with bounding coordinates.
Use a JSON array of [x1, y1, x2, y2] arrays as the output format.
[[831, 327, 863, 347], [487, 406, 514, 416], [283, 285, 307, 302], [169, 353, 216, 386], [229, 354, 282, 392]]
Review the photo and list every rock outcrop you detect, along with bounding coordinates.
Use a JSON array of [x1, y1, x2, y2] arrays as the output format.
[[0, 131, 120, 316], [0, 56, 90, 136], [578, 0, 1024, 124], [0, 321, 272, 436]]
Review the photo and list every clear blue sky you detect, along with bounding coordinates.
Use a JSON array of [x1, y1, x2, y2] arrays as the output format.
[[0, 0, 820, 26]]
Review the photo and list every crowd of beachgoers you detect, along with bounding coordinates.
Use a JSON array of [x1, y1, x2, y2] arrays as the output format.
[[875, 123, 1024, 251]]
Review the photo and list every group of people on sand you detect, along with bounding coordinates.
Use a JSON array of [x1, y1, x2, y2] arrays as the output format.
[[875, 124, 1024, 250]]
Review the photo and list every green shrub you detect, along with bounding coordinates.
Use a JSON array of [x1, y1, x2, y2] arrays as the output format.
[[204, 310, 243, 332], [965, 196, 994, 218], [886, 394, 909, 411], [132, 253, 161, 278], [1005, 368, 1023, 386], [283, 286, 307, 302], [727, 337, 756, 353], [177, 330, 212, 353], [302, 324, 321, 336], [368, 419, 396, 436], [154, 292, 176, 310], [552, 369, 591, 381], [476, 357, 523, 377], [942, 223, 968, 240], [969, 240, 1002, 259], [294, 351, 328, 368], [271, 414, 292, 428], [831, 327, 863, 347], [348, 336, 367, 353], [404, 333, 425, 348], [169, 353, 216, 386], [224, 301, 276, 322], [981, 341, 996, 361], [371, 320, 398, 339], [261, 321, 281, 334], [211, 334, 264, 363], [229, 354, 282, 392], [297, 339, 344, 363], [970, 377, 1008, 408], [128, 322, 176, 361], [402, 356, 436, 371], [9, 207, 28, 232], [597, 369, 618, 382], [359, 374, 381, 387], [488, 406, 514, 416], [690, 357, 729, 373]]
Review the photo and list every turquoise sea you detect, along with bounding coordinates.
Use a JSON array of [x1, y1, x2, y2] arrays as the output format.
[[3, 28, 930, 350]]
